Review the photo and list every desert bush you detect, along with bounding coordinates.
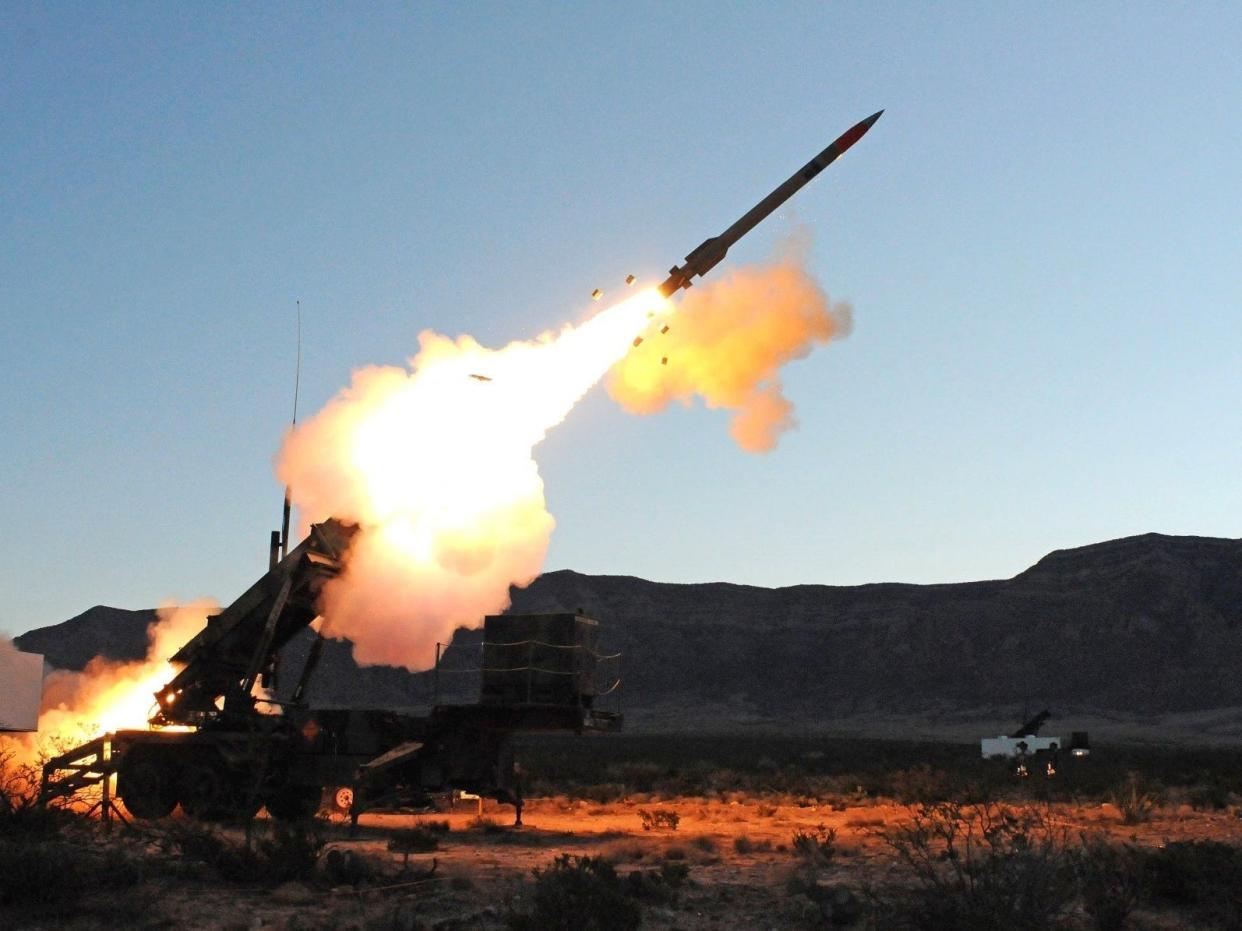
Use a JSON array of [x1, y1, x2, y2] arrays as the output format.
[[1186, 781, 1231, 811], [1139, 840, 1242, 926], [0, 746, 77, 838], [470, 814, 506, 833], [1069, 836, 1142, 931], [691, 833, 717, 852], [624, 861, 690, 905], [880, 801, 1072, 930], [161, 818, 326, 885], [0, 837, 142, 912], [734, 834, 773, 854], [323, 847, 383, 886], [257, 819, 327, 882], [756, 802, 778, 817], [507, 854, 641, 931], [1110, 772, 1163, 824], [792, 824, 838, 867], [420, 818, 452, 833], [638, 807, 680, 831], [388, 826, 439, 867]]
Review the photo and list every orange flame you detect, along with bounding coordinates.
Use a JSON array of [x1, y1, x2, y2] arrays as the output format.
[[3, 602, 213, 765]]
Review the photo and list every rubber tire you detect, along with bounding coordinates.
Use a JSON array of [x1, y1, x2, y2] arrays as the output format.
[[116, 748, 178, 820]]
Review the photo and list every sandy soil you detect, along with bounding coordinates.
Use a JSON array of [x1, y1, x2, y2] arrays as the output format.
[[109, 793, 1242, 931]]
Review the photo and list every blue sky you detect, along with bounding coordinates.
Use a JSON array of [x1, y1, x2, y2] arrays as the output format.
[[2, 3, 1239, 638]]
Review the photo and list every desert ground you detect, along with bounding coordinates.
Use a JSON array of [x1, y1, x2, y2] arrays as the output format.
[[4, 735, 1242, 929]]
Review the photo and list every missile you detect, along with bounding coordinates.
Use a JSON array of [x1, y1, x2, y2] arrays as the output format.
[[658, 110, 882, 298]]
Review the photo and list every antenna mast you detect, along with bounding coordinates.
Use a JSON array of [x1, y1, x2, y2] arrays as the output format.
[[279, 301, 301, 561]]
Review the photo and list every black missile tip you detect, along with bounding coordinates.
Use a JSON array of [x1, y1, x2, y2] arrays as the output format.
[[864, 110, 884, 126]]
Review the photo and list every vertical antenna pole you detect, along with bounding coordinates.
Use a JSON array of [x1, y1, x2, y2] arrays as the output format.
[[434, 642, 441, 706], [280, 301, 302, 560]]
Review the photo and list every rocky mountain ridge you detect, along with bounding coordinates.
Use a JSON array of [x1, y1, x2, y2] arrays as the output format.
[[15, 533, 1242, 738]]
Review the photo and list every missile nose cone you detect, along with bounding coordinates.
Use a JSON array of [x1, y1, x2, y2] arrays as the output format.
[[863, 110, 884, 129]]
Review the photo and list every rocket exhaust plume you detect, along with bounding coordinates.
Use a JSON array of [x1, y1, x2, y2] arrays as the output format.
[[609, 236, 851, 452], [277, 250, 849, 670], [275, 110, 885, 670], [277, 290, 671, 670]]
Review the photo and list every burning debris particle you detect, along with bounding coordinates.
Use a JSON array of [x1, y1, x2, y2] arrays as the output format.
[[468, 373, 493, 382], [661, 357, 668, 365], [625, 274, 636, 286], [660, 325, 670, 334], [632, 336, 643, 347], [592, 288, 603, 300]]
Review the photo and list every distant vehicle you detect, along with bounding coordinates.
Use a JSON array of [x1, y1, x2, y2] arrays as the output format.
[[980, 710, 1089, 775]]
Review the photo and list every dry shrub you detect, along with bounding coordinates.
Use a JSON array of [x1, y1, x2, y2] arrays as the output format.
[[507, 854, 641, 931], [1140, 840, 1242, 927], [470, 814, 507, 834], [1069, 835, 1142, 931], [1110, 772, 1163, 824], [734, 834, 773, 854], [879, 801, 1072, 930], [624, 860, 690, 905], [792, 824, 838, 867], [638, 808, 680, 831], [159, 818, 326, 885], [387, 826, 439, 867]]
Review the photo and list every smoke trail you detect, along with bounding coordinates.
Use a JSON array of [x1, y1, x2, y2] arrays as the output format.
[[607, 237, 852, 452], [276, 290, 667, 670]]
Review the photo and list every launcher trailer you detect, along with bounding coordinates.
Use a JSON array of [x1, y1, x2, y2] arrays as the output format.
[[41, 519, 620, 825]]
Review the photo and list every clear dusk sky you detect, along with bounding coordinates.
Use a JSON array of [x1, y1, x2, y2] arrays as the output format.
[[2, 3, 1240, 639]]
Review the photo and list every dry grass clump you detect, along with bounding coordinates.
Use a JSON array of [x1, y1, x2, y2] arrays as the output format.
[[792, 824, 838, 867], [638, 808, 680, 831], [1110, 771, 1164, 824], [733, 834, 774, 854]]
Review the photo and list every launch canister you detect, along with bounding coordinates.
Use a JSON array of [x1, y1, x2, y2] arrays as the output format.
[[658, 110, 883, 298]]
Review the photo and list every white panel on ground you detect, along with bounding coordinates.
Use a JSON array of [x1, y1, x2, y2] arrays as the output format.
[[0, 644, 43, 732]]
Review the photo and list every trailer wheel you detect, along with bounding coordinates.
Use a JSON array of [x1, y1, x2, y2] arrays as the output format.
[[116, 747, 178, 819], [333, 786, 355, 813]]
